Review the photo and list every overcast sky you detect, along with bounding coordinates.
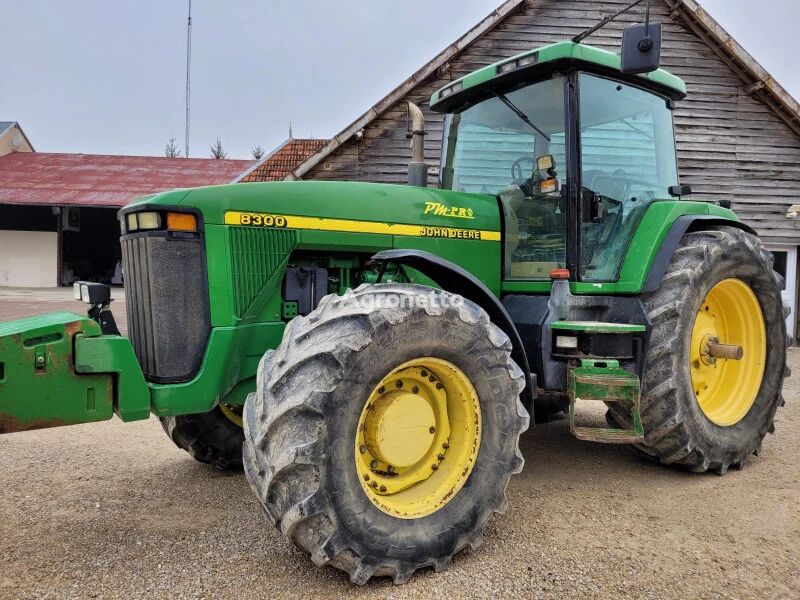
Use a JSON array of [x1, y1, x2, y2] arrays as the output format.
[[2, 0, 795, 159]]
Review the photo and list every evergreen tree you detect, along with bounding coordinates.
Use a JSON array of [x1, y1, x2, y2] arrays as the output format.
[[165, 135, 182, 158], [210, 138, 227, 159]]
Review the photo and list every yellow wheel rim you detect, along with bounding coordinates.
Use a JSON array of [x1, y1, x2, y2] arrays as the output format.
[[355, 357, 482, 519], [219, 402, 243, 428], [690, 278, 766, 426]]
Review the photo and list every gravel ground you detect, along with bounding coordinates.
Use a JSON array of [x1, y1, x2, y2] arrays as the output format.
[[0, 289, 798, 599]]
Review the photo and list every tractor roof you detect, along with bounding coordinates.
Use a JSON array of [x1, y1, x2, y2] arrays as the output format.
[[430, 40, 686, 113]]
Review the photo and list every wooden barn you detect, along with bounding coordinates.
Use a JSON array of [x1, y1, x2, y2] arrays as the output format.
[[238, 0, 800, 340]]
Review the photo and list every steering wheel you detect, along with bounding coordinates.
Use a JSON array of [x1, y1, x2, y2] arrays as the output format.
[[511, 156, 536, 184]]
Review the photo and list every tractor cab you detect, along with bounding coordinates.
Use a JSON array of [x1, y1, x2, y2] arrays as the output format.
[[430, 41, 686, 284]]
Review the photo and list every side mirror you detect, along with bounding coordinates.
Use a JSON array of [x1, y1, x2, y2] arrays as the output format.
[[621, 22, 662, 74], [668, 185, 692, 198]]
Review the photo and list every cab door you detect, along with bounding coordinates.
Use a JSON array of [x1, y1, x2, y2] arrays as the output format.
[[576, 73, 680, 283]]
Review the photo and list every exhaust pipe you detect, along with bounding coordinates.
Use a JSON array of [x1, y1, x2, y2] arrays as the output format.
[[407, 102, 428, 187]]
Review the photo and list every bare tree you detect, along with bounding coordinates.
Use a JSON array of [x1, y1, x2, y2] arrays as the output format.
[[210, 138, 227, 159], [165, 135, 182, 158], [252, 145, 265, 160]]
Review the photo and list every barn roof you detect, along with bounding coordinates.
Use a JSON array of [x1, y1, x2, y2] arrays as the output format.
[[235, 138, 328, 183], [285, 0, 800, 181], [0, 152, 253, 208]]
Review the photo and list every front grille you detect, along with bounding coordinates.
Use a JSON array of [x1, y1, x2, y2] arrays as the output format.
[[121, 233, 210, 383]]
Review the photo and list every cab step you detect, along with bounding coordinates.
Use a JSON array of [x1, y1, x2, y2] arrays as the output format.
[[567, 359, 644, 444]]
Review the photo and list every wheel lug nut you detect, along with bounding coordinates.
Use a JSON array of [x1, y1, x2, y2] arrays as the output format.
[[371, 481, 378, 488], [436, 383, 443, 390], [370, 459, 378, 469], [429, 376, 436, 382], [387, 465, 395, 473], [359, 444, 367, 454], [431, 464, 438, 471], [412, 386, 419, 394], [396, 380, 403, 388], [421, 370, 428, 377], [442, 441, 450, 449], [438, 453, 445, 460], [379, 485, 387, 492], [363, 474, 370, 481], [429, 426, 436, 434], [378, 386, 385, 394]]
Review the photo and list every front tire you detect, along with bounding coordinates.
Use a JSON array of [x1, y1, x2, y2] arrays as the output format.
[[243, 284, 528, 584], [160, 405, 244, 470], [608, 227, 788, 473]]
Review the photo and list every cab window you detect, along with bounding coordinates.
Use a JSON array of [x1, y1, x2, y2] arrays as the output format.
[[440, 75, 568, 279], [578, 73, 679, 281]]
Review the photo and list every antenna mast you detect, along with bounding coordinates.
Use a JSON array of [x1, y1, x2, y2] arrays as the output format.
[[184, 0, 192, 158], [572, 0, 647, 43]]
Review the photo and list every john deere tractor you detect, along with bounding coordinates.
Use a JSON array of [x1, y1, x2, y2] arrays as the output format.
[[0, 21, 788, 585]]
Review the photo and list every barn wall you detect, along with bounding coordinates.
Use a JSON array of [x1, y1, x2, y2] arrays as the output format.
[[0, 230, 57, 287], [303, 0, 800, 245]]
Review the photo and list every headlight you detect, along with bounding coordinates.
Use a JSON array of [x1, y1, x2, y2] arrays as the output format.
[[497, 61, 518, 74], [136, 212, 161, 230], [125, 210, 196, 233], [73, 281, 111, 305], [555, 335, 579, 349]]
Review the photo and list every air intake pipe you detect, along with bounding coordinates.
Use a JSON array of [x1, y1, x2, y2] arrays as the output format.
[[407, 102, 428, 187]]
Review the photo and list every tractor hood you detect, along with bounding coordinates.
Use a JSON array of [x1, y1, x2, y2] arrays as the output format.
[[124, 181, 502, 235]]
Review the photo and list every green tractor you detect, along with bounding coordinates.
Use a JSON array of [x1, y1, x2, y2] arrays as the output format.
[[0, 26, 788, 585]]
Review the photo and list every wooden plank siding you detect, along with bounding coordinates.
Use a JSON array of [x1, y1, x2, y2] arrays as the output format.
[[302, 0, 800, 244]]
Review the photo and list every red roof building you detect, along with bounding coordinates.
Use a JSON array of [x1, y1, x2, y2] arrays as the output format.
[[0, 151, 254, 287], [236, 139, 327, 183], [0, 152, 253, 207]]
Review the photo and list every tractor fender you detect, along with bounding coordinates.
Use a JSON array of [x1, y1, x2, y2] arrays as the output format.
[[642, 215, 758, 293], [371, 249, 535, 409]]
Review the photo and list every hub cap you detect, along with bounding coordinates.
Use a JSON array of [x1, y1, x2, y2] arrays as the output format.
[[219, 402, 243, 427], [690, 278, 766, 426], [355, 358, 481, 519]]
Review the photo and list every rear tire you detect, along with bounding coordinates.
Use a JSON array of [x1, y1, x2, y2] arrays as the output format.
[[607, 227, 788, 473], [160, 406, 244, 470], [243, 284, 528, 584]]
